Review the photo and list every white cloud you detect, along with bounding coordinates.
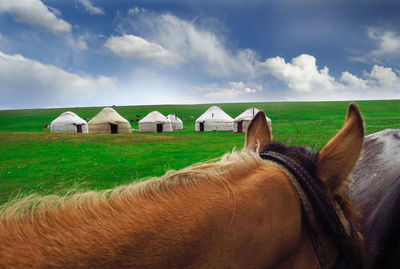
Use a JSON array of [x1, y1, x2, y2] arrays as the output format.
[[341, 65, 400, 90], [0, 50, 116, 107], [338, 66, 400, 100], [340, 71, 367, 89], [47, 6, 61, 17], [365, 65, 400, 88], [259, 54, 336, 92], [255, 53, 400, 100], [117, 12, 257, 77], [155, 14, 258, 77], [76, 35, 88, 50], [77, 0, 105, 15], [0, 0, 71, 34], [194, 81, 263, 100], [351, 28, 400, 64], [245, 88, 256, 93], [105, 34, 183, 66], [127, 7, 145, 15], [368, 28, 400, 56]]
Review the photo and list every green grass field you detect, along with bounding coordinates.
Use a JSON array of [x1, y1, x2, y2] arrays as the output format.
[[1, 100, 399, 205]]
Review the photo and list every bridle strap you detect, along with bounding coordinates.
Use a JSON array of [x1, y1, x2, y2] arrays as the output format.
[[260, 151, 360, 268], [262, 159, 339, 268]]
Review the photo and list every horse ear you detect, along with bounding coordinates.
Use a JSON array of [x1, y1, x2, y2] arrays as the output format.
[[245, 111, 272, 152], [317, 103, 364, 192]]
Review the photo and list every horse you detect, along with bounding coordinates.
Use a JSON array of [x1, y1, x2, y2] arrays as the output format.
[[348, 129, 400, 269], [0, 104, 365, 268], [361, 174, 400, 269], [349, 129, 400, 224]]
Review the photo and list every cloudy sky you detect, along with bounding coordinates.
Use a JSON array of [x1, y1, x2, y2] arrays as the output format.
[[1, 0, 400, 109]]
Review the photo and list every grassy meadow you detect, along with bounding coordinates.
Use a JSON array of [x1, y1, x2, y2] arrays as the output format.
[[1, 100, 399, 205]]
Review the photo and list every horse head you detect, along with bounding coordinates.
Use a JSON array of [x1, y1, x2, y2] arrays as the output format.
[[244, 103, 365, 268]]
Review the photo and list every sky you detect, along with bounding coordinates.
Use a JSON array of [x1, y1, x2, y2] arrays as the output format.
[[1, 0, 400, 109]]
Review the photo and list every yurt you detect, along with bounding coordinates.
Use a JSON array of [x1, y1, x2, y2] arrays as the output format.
[[195, 106, 233, 132], [233, 107, 272, 133], [88, 107, 131, 134], [167, 114, 184, 130], [139, 111, 173, 133], [50, 111, 88, 133]]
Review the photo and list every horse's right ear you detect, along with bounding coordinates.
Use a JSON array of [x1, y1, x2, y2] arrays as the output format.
[[317, 103, 364, 192], [245, 111, 272, 152]]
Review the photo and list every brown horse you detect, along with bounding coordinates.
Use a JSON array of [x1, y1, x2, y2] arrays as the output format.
[[0, 104, 365, 268]]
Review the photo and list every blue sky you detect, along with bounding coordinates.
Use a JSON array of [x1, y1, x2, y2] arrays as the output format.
[[1, 0, 400, 109]]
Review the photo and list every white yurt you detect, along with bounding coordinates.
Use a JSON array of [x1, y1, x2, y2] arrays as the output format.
[[139, 111, 173, 133], [88, 107, 131, 134], [195, 106, 233, 132], [50, 111, 88, 133], [233, 107, 272, 133], [167, 114, 184, 130]]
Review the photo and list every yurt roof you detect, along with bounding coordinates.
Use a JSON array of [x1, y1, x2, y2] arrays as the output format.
[[88, 107, 129, 124], [167, 114, 183, 123], [139, 111, 169, 123], [51, 111, 87, 125], [196, 106, 233, 122], [234, 107, 272, 124], [234, 107, 261, 122]]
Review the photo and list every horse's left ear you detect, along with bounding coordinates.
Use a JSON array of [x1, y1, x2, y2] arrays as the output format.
[[317, 103, 364, 192], [245, 111, 272, 152]]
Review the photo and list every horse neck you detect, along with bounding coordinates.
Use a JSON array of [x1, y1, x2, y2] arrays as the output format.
[[0, 163, 318, 268]]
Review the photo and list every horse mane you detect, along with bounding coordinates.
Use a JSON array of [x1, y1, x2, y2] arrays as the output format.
[[0, 150, 264, 222], [1, 144, 359, 228]]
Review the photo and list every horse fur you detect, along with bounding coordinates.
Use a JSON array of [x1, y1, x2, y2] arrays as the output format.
[[0, 150, 313, 268], [349, 128, 400, 223], [349, 128, 400, 269]]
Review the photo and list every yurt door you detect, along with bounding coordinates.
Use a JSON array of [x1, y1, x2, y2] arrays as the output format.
[[157, 123, 163, 133], [199, 122, 204, 132], [76, 125, 82, 133], [110, 123, 118, 134], [237, 121, 243, 133]]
